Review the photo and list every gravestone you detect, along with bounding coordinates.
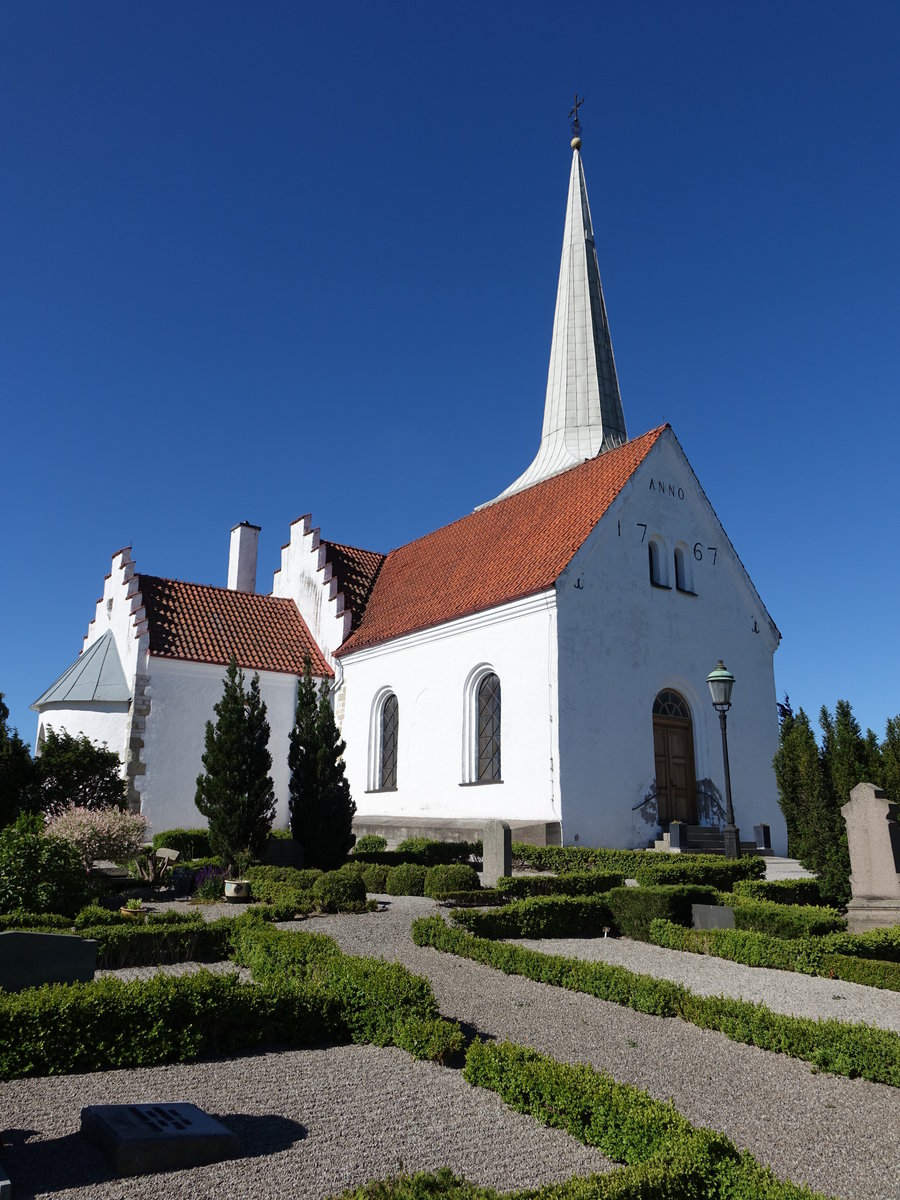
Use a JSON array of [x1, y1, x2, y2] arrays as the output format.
[[692, 903, 735, 930], [482, 820, 511, 888], [841, 781, 900, 931], [81, 1103, 240, 1175], [0, 931, 97, 992]]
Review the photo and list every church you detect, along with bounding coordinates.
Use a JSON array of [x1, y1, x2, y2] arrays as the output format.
[[32, 130, 786, 855]]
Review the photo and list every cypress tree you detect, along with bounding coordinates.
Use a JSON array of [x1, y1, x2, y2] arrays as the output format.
[[0, 694, 35, 829], [288, 658, 356, 869], [882, 716, 900, 805], [195, 657, 275, 877]]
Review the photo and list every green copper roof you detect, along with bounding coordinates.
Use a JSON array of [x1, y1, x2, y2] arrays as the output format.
[[32, 630, 131, 708]]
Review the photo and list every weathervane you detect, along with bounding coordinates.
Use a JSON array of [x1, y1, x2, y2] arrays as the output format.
[[569, 93, 584, 140]]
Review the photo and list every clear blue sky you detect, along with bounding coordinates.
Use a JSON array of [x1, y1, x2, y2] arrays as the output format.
[[1, 1, 898, 747]]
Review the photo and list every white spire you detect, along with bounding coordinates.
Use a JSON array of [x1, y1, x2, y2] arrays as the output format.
[[485, 141, 627, 504]]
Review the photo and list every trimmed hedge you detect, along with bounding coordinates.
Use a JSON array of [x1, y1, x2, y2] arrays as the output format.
[[451, 887, 718, 942], [151, 828, 213, 858], [313, 870, 368, 912], [78, 917, 235, 967], [633, 856, 766, 891], [462, 1040, 829, 1199], [386, 863, 427, 896], [353, 840, 481, 869], [1, 914, 463, 1078], [434, 889, 506, 907], [724, 895, 846, 938], [424, 864, 480, 898], [496, 871, 625, 898], [731, 878, 825, 906], [0, 911, 72, 931], [411, 916, 900, 1087], [649, 920, 900, 992], [0, 969, 338, 1078]]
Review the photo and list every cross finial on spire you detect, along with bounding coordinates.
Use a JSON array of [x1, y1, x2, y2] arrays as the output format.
[[569, 94, 584, 137]]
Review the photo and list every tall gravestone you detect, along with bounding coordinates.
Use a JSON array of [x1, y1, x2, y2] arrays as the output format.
[[841, 781, 900, 931], [482, 820, 511, 888]]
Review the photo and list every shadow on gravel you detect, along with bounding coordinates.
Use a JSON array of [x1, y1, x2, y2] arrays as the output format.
[[2, 1114, 306, 1197]]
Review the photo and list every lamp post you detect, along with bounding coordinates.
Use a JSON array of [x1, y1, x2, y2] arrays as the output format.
[[707, 660, 740, 859]]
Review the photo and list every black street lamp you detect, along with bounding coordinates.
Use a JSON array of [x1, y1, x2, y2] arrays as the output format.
[[707, 660, 740, 859]]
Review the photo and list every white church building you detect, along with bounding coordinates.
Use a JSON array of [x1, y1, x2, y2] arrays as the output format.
[[33, 133, 786, 854]]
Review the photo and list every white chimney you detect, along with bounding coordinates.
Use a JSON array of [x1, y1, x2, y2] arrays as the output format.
[[227, 522, 260, 593]]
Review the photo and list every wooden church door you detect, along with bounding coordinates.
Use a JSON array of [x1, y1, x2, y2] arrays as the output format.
[[652, 690, 697, 824]]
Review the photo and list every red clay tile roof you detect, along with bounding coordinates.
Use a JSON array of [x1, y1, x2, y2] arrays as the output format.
[[321, 541, 385, 631], [336, 426, 667, 657], [137, 576, 332, 677]]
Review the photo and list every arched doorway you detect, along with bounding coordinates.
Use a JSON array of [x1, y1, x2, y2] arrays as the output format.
[[653, 689, 697, 824]]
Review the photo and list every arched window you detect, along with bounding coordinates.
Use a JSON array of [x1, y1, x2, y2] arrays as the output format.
[[368, 689, 399, 791], [477, 673, 502, 782], [462, 666, 502, 784], [649, 538, 669, 588], [674, 545, 694, 594], [379, 693, 399, 789]]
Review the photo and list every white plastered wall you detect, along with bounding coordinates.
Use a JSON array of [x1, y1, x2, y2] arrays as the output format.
[[35, 548, 145, 765], [337, 593, 561, 826], [137, 657, 303, 838], [554, 429, 785, 853], [271, 515, 351, 664]]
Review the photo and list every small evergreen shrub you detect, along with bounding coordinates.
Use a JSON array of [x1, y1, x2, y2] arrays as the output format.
[[395, 838, 478, 866], [386, 863, 427, 896], [353, 835, 388, 853], [433, 889, 506, 907], [312, 869, 367, 912], [246, 865, 323, 897], [606, 885, 719, 941], [497, 870, 625, 898], [0, 910, 72, 931], [360, 863, 389, 892], [151, 828, 213, 859], [424, 863, 480, 898], [0, 824, 88, 916], [452, 895, 614, 939], [731, 878, 825, 906], [726, 895, 846, 938], [77, 917, 235, 968], [633, 855, 766, 891]]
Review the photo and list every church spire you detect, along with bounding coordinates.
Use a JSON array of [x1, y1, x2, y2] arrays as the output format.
[[485, 115, 627, 504]]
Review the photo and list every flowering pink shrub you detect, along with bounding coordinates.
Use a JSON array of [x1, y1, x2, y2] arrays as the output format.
[[45, 805, 149, 871]]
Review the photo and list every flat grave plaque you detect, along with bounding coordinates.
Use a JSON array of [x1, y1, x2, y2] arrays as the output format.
[[81, 1103, 239, 1176], [691, 902, 735, 930]]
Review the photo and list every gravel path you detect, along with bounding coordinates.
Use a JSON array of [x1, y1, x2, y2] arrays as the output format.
[[4, 895, 900, 1200]]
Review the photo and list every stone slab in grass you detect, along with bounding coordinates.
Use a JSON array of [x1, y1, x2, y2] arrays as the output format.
[[0, 931, 97, 992], [80, 1103, 240, 1176]]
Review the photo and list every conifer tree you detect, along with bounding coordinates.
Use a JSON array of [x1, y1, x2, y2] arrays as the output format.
[[882, 716, 900, 805], [0, 694, 34, 829], [195, 657, 275, 876], [288, 658, 356, 869]]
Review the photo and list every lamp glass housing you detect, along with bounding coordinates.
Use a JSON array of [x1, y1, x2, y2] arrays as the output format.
[[707, 660, 735, 710]]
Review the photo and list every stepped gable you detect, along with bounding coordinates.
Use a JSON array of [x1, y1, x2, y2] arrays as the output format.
[[337, 426, 666, 657], [137, 575, 332, 677], [320, 540, 385, 631]]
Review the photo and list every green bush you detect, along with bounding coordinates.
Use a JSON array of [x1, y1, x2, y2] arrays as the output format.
[[633, 855, 766, 891], [353, 834, 388, 853], [78, 917, 235, 967], [411, 915, 900, 1087], [607, 885, 719, 941], [386, 863, 427, 896], [822, 954, 900, 991], [151, 828, 214, 858], [731, 878, 825, 906], [511, 843, 646, 874], [0, 969, 338, 1079], [395, 838, 479, 866], [453, 895, 614, 939], [424, 863, 480, 898], [497, 870, 625, 898], [0, 825, 88, 916], [312, 869, 367, 912], [433, 889, 506, 907], [462, 1040, 829, 1200], [726, 895, 846, 938], [360, 863, 389, 892], [246, 865, 323, 898], [0, 910, 72, 931]]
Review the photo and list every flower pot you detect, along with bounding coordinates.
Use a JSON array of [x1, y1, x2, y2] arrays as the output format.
[[224, 879, 252, 903], [119, 906, 146, 922]]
